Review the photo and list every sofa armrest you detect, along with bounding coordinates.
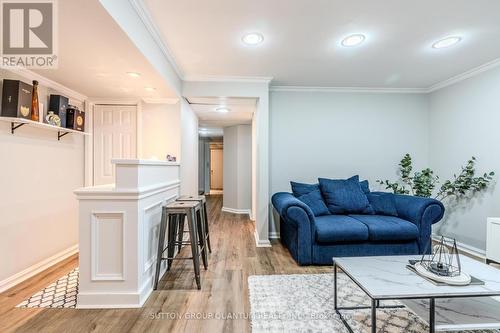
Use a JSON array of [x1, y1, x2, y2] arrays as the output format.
[[271, 192, 315, 224], [390, 194, 445, 226], [271, 192, 314, 264], [377, 192, 445, 253]]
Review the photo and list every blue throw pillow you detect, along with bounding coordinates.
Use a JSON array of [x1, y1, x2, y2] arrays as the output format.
[[297, 190, 330, 216], [367, 193, 398, 216], [319, 176, 373, 214], [290, 181, 319, 197], [345, 175, 370, 194], [359, 180, 370, 194]]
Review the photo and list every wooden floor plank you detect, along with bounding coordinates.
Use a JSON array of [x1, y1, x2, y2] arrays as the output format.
[[0, 195, 329, 333]]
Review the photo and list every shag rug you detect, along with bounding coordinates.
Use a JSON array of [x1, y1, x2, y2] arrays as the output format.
[[248, 273, 496, 333], [16, 268, 79, 309]]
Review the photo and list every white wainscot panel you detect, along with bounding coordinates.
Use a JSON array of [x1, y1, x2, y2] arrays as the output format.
[[142, 194, 178, 273], [91, 212, 125, 281], [143, 202, 163, 274]]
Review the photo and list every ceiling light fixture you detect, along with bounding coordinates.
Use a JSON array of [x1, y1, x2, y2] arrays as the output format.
[[215, 107, 230, 113], [242, 32, 264, 46], [144, 87, 156, 92], [127, 72, 141, 78], [432, 36, 462, 49], [341, 34, 366, 47]]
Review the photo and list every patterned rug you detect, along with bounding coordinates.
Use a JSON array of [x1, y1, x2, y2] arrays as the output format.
[[248, 273, 497, 333], [16, 268, 79, 308]]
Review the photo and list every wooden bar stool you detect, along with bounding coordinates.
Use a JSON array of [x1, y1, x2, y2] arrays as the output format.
[[176, 195, 212, 253], [154, 201, 208, 290]]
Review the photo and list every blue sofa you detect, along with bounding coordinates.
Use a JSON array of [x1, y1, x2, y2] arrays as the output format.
[[272, 179, 445, 265]]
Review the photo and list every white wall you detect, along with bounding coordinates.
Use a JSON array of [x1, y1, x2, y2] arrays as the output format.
[[198, 138, 207, 193], [270, 90, 430, 234], [237, 125, 252, 210], [223, 125, 252, 212], [223, 126, 237, 206], [429, 66, 500, 251], [251, 114, 257, 220], [140, 102, 180, 160], [180, 100, 199, 195], [0, 72, 83, 289]]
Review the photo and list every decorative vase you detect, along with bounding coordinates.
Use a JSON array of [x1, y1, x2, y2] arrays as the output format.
[[31, 80, 39, 122]]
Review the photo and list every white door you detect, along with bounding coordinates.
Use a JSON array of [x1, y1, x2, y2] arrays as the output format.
[[210, 148, 223, 190], [93, 105, 137, 185]]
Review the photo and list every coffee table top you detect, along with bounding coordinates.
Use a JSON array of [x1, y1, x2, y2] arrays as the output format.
[[333, 255, 500, 300]]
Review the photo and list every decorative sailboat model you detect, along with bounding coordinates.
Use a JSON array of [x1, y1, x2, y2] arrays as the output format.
[[413, 236, 472, 285]]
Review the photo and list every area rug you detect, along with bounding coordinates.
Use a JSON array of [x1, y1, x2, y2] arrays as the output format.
[[16, 268, 79, 308], [248, 273, 496, 333]]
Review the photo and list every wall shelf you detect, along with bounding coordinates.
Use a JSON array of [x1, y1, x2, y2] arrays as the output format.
[[0, 116, 91, 140]]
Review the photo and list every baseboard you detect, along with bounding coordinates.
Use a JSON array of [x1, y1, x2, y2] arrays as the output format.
[[431, 234, 486, 259], [269, 231, 281, 239], [77, 291, 146, 309], [254, 230, 272, 248], [0, 244, 79, 293], [210, 189, 223, 195], [221, 207, 251, 216], [78, 274, 155, 309]]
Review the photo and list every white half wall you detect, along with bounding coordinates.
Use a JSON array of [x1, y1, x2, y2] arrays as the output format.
[[270, 90, 430, 235], [429, 65, 500, 251], [223, 125, 252, 213], [180, 100, 199, 195]]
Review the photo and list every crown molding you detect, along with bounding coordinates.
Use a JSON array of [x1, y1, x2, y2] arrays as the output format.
[[89, 98, 140, 105], [128, 0, 184, 80], [270, 85, 428, 94], [183, 75, 273, 84], [271, 57, 500, 94], [4, 67, 88, 102], [427, 57, 500, 93], [141, 97, 179, 104]]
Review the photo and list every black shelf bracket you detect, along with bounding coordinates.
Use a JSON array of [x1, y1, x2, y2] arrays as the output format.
[[57, 131, 70, 141], [11, 122, 26, 134]]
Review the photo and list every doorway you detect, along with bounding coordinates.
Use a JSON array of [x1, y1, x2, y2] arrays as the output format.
[[210, 143, 223, 194]]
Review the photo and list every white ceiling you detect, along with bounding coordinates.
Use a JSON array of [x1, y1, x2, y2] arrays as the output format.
[[33, 0, 176, 99], [144, 0, 500, 88], [187, 97, 255, 129]]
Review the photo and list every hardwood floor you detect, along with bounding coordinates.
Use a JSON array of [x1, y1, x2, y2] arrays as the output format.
[[0, 195, 329, 333]]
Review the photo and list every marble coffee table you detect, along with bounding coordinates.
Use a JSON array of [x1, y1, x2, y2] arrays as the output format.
[[333, 255, 500, 333]]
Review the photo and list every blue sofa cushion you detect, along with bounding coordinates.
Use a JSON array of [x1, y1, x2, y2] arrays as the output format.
[[318, 176, 373, 214], [349, 215, 419, 241], [296, 190, 330, 216], [367, 193, 398, 216], [290, 181, 319, 197], [315, 215, 369, 243]]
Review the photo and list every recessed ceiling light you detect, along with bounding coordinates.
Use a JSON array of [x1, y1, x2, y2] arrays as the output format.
[[341, 34, 366, 47], [127, 72, 141, 78], [144, 87, 156, 92], [215, 107, 230, 113], [242, 32, 264, 46], [432, 36, 462, 49]]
